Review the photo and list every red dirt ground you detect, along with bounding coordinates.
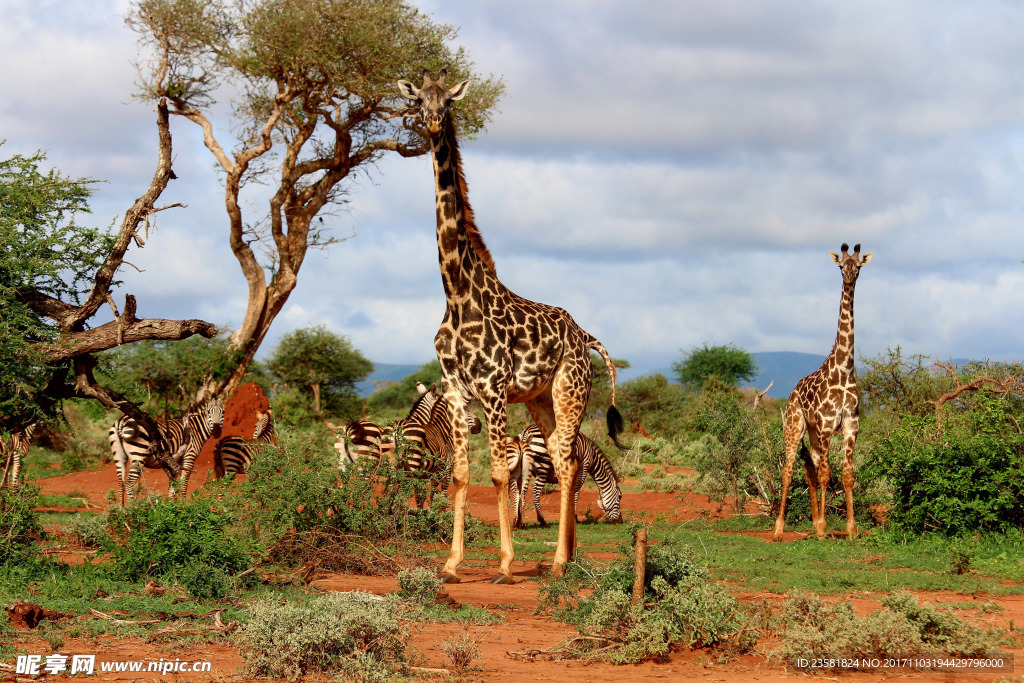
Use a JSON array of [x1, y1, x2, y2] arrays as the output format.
[[18, 405, 1024, 682]]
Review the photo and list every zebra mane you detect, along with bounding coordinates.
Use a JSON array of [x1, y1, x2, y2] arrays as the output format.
[[404, 387, 438, 421]]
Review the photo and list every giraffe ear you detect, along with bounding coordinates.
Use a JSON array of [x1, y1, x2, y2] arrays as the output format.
[[859, 252, 873, 265], [448, 80, 471, 101], [397, 80, 420, 100], [830, 251, 842, 265]]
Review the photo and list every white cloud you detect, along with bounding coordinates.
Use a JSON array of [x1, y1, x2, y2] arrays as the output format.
[[4, 0, 1023, 377]]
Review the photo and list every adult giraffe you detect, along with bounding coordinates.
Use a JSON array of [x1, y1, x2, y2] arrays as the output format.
[[398, 70, 625, 584], [774, 243, 872, 541]]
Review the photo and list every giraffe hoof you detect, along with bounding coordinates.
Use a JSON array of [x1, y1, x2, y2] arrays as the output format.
[[439, 572, 461, 584], [489, 573, 515, 585]]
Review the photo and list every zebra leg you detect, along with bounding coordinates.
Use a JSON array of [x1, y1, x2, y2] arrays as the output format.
[[532, 480, 547, 527]]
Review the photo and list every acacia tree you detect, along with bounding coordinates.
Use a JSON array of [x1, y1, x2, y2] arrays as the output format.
[[0, 103, 217, 453], [267, 325, 372, 415], [126, 0, 503, 396], [673, 343, 758, 389]]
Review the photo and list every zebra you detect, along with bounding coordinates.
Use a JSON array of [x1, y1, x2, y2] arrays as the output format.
[[506, 424, 623, 528], [212, 410, 276, 478], [335, 386, 442, 469], [387, 396, 483, 507], [1, 422, 38, 489], [109, 398, 225, 504]]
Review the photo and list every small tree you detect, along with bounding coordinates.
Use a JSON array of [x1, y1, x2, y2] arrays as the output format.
[[100, 333, 241, 418], [266, 325, 372, 416], [0, 128, 216, 454], [126, 0, 503, 397], [672, 343, 758, 388]]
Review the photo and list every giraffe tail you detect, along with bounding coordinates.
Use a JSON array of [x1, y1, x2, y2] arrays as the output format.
[[588, 335, 628, 451]]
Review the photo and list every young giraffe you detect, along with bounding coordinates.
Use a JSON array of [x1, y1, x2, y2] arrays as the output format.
[[399, 71, 625, 584], [774, 243, 872, 541]]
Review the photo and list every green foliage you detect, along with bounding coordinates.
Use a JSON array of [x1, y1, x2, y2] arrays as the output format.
[[620, 373, 693, 436], [267, 325, 373, 418], [103, 494, 254, 586], [0, 484, 45, 565], [99, 332, 240, 417], [368, 360, 443, 411], [774, 591, 1000, 671], [239, 592, 409, 681], [395, 567, 442, 605], [66, 513, 108, 548], [0, 148, 111, 427], [858, 347, 947, 417], [672, 343, 758, 388], [236, 430, 470, 569], [865, 392, 1024, 536], [537, 538, 756, 663]]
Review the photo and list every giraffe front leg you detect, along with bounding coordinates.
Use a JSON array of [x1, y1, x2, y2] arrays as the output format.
[[440, 386, 473, 584], [485, 404, 515, 585]]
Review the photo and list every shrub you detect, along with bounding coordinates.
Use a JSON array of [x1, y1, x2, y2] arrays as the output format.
[[103, 494, 254, 586], [238, 430, 471, 571], [396, 567, 442, 605], [66, 513, 108, 548], [239, 592, 408, 681], [865, 393, 1024, 536], [537, 538, 757, 663], [774, 591, 1000, 671], [0, 484, 45, 565], [440, 631, 481, 669]]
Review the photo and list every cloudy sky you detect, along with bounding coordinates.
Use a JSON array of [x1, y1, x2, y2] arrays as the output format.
[[3, 0, 1023, 378]]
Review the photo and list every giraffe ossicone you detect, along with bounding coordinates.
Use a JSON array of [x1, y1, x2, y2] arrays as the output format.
[[398, 71, 626, 584], [774, 242, 872, 541]]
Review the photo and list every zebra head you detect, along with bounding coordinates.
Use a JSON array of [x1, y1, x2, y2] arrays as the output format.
[[204, 397, 225, 438], [598, 483, 623, 524]]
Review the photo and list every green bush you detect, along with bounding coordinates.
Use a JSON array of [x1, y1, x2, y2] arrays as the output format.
[[619, 374, 694, 437], [865, 393, 1024, 536], [239, 592, 408, 681], [0, 484, 45, 565], [103, 494, 254, 585], [66, 513, 108, 548], [395, 567, 442, 605], [775, 591, 1000, 671], [238, 430, 471, 570], [537, 538, 756, 663]]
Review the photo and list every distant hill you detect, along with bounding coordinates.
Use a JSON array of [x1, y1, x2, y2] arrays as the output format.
[[356, 362, 424, 397]]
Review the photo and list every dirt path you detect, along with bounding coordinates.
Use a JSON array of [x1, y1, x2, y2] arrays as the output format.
[[27, 463, 1024, 682]]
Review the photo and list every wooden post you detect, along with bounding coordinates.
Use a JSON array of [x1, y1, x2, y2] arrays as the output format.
[[631, 527, 647, 609]]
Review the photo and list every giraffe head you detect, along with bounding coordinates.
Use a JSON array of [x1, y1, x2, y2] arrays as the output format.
[[398, 69, 470, 138], [829, 243, 872, 284]]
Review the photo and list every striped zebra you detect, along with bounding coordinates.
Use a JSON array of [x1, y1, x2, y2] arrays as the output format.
[[336, 387, 442, 469], [212, 410, 276, 478], [1, 422, 38, 489], [387, 396, 482, 507], [109, 398, 225, 504], [506, 424, 622, 528]]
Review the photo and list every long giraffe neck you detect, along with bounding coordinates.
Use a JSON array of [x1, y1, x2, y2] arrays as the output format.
[[429, 116, 495, 303], [829, 278, 857, 373]]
